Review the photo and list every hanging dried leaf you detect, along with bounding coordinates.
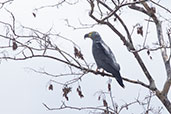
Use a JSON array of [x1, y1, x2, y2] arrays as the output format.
[[108, 83, 111, 91], [104, 110, 109, 114], [48, 84, 53, 91], [137, 26, 143, 36], [74, 47, 84, 60], [103, 99, 108, 107], [98, 96, 101, 101], [114, 17, 117, 21], [12, 40, 18, 50], [76, 85, 84, 98], [147, 50, 152, 59], [32, 12, 36, 18], [147, 50, 150, 55], [62, 87, 72, 101]]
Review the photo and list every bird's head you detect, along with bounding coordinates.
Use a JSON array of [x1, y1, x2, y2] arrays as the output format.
[[84, 31, 101, 41]]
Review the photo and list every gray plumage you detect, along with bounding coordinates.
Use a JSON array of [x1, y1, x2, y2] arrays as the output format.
[[84, 31, 124, 88]]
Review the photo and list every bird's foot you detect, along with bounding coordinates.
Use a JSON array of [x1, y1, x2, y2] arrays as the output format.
[[95, 68, 99, 74], [95, 68, 105, 76], [96, 68, 99, 72], [101, 69, 105, 76]]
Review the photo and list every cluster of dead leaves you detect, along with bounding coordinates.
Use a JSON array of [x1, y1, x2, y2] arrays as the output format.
[[137, 26, 143, 37], [62, 87, 72, 101], [74, 46, 84, 60], [48, 84, 84, 101], [48, 84, 72, 101]]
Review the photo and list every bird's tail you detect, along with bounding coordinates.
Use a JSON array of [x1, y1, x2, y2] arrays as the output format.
[[112, 73, 125, 88]]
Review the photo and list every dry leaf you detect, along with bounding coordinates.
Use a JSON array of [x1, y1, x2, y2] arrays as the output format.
[[108, 83, 111, 91], [147, 50, 152, 59], [32, 12, 36, 18], [48, 84, 53, 90], [147, 50, 150, 55], [12, 40, 18, 50], [62, 87, 72, 101], [137, 26, 143, 36], [98, 96, 101, 101], [103, 99, 108, 107], [76, 85, 84, 98], [74, 47, 84, 60]]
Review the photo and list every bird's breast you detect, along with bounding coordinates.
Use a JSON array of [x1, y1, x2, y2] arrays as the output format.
[[92, 44, 105, 68]]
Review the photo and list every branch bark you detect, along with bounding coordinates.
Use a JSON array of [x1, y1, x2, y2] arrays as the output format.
[[129, 0, 171, 112], [0, 54, 150, 89]]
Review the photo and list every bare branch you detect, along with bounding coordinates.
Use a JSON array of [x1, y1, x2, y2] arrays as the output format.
[[129, 1, 171, 112], [141, 1, 171, 97], [26, 67, 83, 78], [43, 102, 111, 113], [0, 0, 13, 9], [34, 0, 79, 11], [64, 19, 97, 30], [149, 0, 171, 14]]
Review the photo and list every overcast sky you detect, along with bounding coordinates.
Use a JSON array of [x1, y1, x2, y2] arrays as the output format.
[[0, 0, 171, 114]]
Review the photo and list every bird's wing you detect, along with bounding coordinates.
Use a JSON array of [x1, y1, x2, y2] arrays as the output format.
[[96, 41, 120, 71]]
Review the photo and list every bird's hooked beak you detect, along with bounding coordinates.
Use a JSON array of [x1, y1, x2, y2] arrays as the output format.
[[84, 32, 92, 39]]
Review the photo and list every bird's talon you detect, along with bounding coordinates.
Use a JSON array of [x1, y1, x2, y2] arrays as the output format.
[[96, 68, 99, 72], [101, 69, 105, 76]]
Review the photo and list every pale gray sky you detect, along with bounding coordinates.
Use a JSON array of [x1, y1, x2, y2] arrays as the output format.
[[0, 0, 170, 114]]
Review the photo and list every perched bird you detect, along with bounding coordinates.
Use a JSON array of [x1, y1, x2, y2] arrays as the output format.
[[84, 31, 125, 88]]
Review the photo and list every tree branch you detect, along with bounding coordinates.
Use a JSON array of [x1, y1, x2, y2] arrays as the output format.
[[0, 0, 13, 9], [129, 1, 171, 112], [0, 54, 151, 89]]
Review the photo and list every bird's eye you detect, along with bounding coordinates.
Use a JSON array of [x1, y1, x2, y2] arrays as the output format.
[[89, 32, 93, 37]]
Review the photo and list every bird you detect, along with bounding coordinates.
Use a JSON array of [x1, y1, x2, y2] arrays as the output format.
[[84, 31, 125, 88]]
